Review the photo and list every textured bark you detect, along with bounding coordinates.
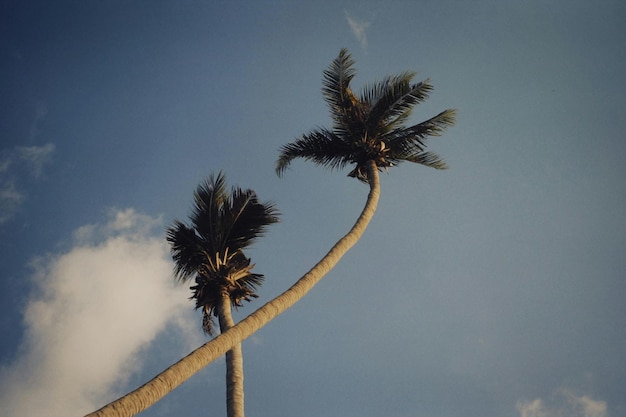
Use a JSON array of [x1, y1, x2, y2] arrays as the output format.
[[85, 161, 380, 417], [217, 293, 245, 417]]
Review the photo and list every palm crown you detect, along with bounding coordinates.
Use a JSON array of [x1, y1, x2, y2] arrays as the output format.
[[276, 48, 456, 182], [166, 172, 280, 334]]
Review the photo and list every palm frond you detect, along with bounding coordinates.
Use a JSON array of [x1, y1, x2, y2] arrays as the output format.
[[191, 172, 229, 254], [223, 189, 255, 249], [321, 49, 367, 138], [322, 48, 356, 118], [276, 128, 354, 175], [403, 151, 448, 170], [189, 275, 221, 334], [237, 272, 264, 291], [366, 78, 434, 133], [361, 73, 413, 125], [226, 188, 280, 251], [383, 109, 456, 149], [408, 108, 457, 137], [232, 272, 265, 305], [167, 221, 204, 282]]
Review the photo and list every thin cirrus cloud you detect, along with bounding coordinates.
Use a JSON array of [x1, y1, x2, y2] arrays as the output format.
[[0, 208, 195, 417], [345, 10, 370, 52], [0, 142, 55, 224], [0, 179, 24, 225], [16, 142, 56, 178], [516, 388, 607, 417], [1, 100, 54, 224]]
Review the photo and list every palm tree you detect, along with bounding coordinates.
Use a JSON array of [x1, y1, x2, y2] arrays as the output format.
[[166, 172, 280, 417], [85, 48, 455, 417], [276, 48, 455, 180]]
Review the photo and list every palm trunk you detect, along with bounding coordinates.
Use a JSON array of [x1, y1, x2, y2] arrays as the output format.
[[217, 293, 245, 417], [86, 161, 380, 417]]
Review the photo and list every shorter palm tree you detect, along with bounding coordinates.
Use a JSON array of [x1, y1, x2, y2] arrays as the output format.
[[166, 172, 279, 417]]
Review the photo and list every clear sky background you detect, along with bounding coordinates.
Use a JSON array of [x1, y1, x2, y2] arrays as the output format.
[[1, 1, 625, 417]]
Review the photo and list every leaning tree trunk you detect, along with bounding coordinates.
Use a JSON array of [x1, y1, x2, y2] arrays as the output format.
[[217, 292, 245, 417], [85, 161, 380, 417]]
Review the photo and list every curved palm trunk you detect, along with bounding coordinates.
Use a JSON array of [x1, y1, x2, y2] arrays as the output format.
[[86, 161, 380, 417], [217, 293, 245, 417]]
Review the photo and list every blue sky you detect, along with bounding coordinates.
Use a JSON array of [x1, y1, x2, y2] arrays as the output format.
[[1, 1, 625, 417]]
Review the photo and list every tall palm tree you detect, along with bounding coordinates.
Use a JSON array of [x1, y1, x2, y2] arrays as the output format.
[[166, 172, 279, 417], [276, 48, 455, 179], [85, 49, 455, 417]]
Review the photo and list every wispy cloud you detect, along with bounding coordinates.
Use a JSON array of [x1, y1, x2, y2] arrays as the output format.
[[0, 100, 55, 224], [517, 388, 607, 417], [0, 180, 25, 224], [16, 143, 55, 178], [0, 209, 194, 417], [0, 158, 11, 173], [0, 142, 55, 224], [345, 10, 371, 52]]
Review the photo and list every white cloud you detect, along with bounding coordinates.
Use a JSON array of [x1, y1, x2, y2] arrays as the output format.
[[517, 399, 549, 417], [73, 208, 163, 244], [517, 388, 607, 417], [0, 209, 193, 417], [345, 10, 370, 52]]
